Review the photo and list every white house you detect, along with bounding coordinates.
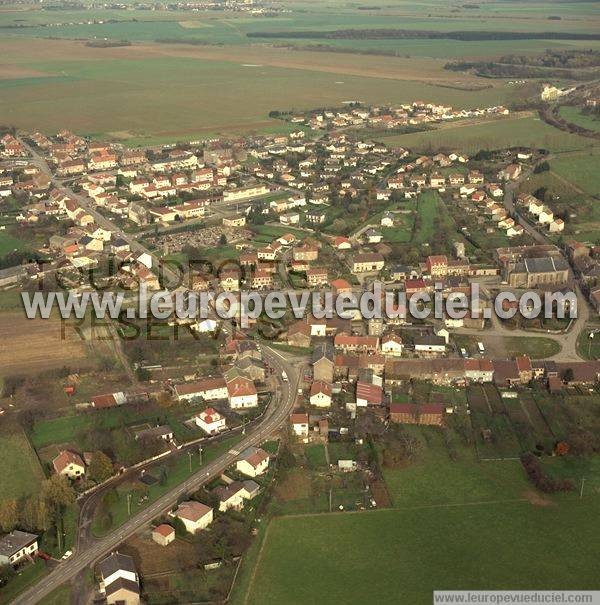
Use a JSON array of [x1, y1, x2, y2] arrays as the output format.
[[193, 319, 217, 333], [309, 381, 332, 407], [381, 333, 403, 357], [195, 407, 227, 435], [538, 208, 554, 225], [175, 377, 228, 402], [381, 212, 395, 227], [236, 447, 270, 477], [0, 531, 39, 566], [290, 413, 309, 437], [169, 501, 213, 534]]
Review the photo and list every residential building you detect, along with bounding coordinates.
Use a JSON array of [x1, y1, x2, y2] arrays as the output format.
[[169, 501, 213, 534], [236, 447, 270, 477], [152, 524, 175, 547], [0, 531, 38, 567], [309, 381, 333, 407], [52, 450, 85, 479], [195, 407, 227, 435]]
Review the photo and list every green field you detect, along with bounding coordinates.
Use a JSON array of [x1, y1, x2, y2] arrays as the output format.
[[245, 417, 600, 604], [551, 151, 600, 198], [380, 116, 596, 154], [502, 336, 561, 359], [0, 429, 46, 499], [246, 500, 599, 605], [0, 231, 28, 256], [559, 106, 600, 133]]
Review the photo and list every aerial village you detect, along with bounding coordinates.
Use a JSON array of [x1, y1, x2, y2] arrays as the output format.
[[1, 100, 599, 603]]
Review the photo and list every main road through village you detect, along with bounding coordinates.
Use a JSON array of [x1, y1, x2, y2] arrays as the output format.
[[12, 137, 303, 605], [12, 344, 300, 605]]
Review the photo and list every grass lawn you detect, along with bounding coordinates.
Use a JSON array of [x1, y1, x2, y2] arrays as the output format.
[[501, 336, 560, 359], [412, 191, 447, 246], [551, 150, 600, 198], [42, 584, 71, 605], [304, 444, 327, 469], [245, 500, 599, 605], [0, 230, 28, 256], [0, 560, 48, 605], [576, 328, 600, 360], [0, 429, 46, 499], [91, 434, 242, 536]]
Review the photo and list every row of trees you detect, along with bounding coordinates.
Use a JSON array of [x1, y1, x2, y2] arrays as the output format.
[[0, 475, 76, 535]]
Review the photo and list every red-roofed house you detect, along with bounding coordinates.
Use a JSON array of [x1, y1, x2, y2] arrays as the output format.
[[290, 413, 309, 437], [227, 376, 258, 409], [236, 447, 270, 477], [195, 407, 227, 435], [334, 333, 379, 353], [310, 380, 332, 407], [53, 450, 85, 479], [152, 524, 175, 547]]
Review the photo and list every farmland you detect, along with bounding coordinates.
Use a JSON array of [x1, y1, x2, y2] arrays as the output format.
[[0, 38, 527, 144], [380, 115, 597, 154], [0, 311, 93, 377], [559, 106, 600, 133], [244, 500, 599, 605]]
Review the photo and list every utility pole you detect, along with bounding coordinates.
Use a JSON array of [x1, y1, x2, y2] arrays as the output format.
[[242, 417, 246, 435], [199, 445, 203, 466], [127, 492, 132, 516], [188, 450, 192, 473], [329, 488, 332, 513], [580, 477, 586, 499]]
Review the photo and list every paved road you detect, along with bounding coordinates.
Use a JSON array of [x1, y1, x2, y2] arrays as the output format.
[[14, 137, 308, 605], [11, 345, 301, 605]]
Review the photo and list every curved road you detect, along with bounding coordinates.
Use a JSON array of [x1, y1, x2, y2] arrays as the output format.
[[11, 344, 300, 605]]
